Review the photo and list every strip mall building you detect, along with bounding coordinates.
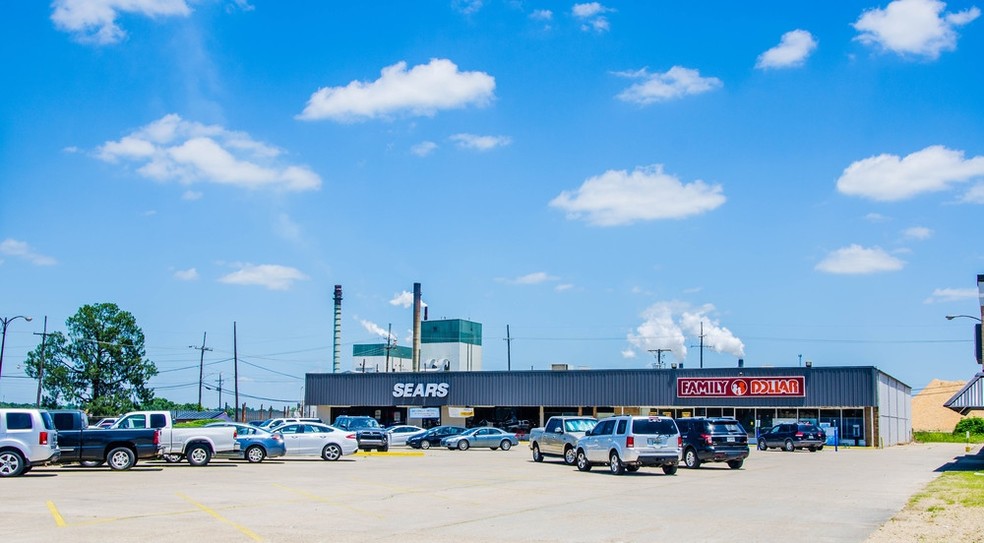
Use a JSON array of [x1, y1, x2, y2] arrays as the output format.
[[305, 365, 912, 447]]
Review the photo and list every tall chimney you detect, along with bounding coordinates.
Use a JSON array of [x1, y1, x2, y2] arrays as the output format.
[[333, 285, 342, 373], [412, 282, 422, 372]]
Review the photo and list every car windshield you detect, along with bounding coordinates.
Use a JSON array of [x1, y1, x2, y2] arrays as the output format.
[[632, 418, 677, 435], [709, 421, 744, 433], [797, 424, 818, 432], [564, 419, 597, 432]]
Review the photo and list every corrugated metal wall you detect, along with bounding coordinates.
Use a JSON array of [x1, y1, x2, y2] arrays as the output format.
[[306, 366, 886, 408]]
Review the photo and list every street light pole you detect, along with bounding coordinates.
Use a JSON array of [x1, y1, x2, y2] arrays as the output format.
[[0, 315, 33, 391]]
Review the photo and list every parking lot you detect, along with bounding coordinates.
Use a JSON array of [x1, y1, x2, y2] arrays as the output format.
[[4, 442, 976, 543]]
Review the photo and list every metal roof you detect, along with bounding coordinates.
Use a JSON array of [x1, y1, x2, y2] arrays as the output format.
[[944, 372, 984, 414]]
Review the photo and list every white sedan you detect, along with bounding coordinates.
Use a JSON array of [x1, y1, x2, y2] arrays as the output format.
[[272, 422, 358, 460], [385, 425, 425, 446]]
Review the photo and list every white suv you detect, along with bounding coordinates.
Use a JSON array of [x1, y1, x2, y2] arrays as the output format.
[[575, 415, 681, 475], [0, 408, 60, 477]]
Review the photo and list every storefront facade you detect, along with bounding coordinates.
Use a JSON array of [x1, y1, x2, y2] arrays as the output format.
[[305, 366, 911, 447]]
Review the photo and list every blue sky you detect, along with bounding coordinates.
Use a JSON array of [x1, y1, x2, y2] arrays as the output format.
[[2, 1, 983, 409]]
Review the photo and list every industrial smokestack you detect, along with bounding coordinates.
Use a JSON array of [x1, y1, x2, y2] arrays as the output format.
[[333, 285, 342, 373], [412, 282, 422, 372]]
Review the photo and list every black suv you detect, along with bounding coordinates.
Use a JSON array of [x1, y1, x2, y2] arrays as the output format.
[[333, 416, 388, 452], [757, 422, 825, 452], [676, 417, 749, 469]]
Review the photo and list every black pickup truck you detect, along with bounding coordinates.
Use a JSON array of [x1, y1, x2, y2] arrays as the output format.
[[50, 410, 161, 470]]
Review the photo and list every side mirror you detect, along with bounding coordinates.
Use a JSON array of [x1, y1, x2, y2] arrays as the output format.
[[553, 428, 563, 434], [584, 429, 593, 436]]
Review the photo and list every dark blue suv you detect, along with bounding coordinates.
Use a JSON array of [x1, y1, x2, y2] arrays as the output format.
[[676, 417, 749, 469]]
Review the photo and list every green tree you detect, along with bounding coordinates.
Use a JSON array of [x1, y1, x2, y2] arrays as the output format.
[[25, 303, 157, 415]]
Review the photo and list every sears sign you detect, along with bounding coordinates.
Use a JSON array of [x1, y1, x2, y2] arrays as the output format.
[[392, 382, 450, 398]]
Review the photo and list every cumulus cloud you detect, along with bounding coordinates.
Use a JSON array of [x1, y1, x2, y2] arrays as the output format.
[[173, 267, 199, 281], [411, 141, 438, 157], [530, 9, 553, 21], [962, 184, 984, 203], [449, 133, 512, 151], [572, 2, 612, 32], [903, 226, 933, 240], [358, 318, 396, 340], [297, 59, 496, 122], [550, 164, 726, 226], [853, 0, 980, 59], [756, 29, 818, 69], [0, 239, 57, 266], [97, 114, 321, 192], [626, 302, 745, 363], [924, 287, 978, 303], [815, 245, 905, 274], [452, 0, 483, 14], [181, 190, 203, 201], [218, 263, 308, 290], [615, 66, 722, 104], [51, 0, 191, 45], [390, 291, 427, 308], [836, 145, 984, 201]]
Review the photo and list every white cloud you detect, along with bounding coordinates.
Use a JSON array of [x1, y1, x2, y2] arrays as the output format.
[[173, 267, 199, 281], [903, 226, 933, 240], [0, 239, 57, 266], [555, 283, 574, 292], [924, 287, 978, 303], [389, 291, 427, 308], [500, 272, 558, 285], [97, 114, 321, 192], [218, 263, 308, 290], [182, 190, 203, 201], [449, 133, 512, 151], [836, 145, 984, 201], [572, 3, 612, 32], [962, 183, 984, 203], [297, 58, 496, 122], [411, 141, 438, 157], [51, 0, 192, 45], [358, 318, 395, 340], [853, 0, 980, 59], [865, 212, 891, 223], [550, 164, 725, 226], [453, 0, 483, 14], [615, 66, 722, 104], [756, 29, 818, 69], [621, 349, 636, 359], [626, 302, 745, 363], [530, 9, 553, 21], [815, 245, 905, 274]]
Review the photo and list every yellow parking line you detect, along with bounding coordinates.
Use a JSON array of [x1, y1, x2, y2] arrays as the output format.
[[46, 501, 66, 527], [177, 493, 264, 541]]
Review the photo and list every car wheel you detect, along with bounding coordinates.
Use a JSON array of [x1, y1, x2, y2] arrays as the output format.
[[0, 450, 26, 477], [187, 445, 212, 466], [684, 448, 701, 469], [322, 443, 342, 461], [662, 463, 679, 475], [500, 440, 512, 451], [380, 445, 389, 453], [727, 459, 744, 470], [80, 460, 104, 468], [421, 440, 431, 450], [817, 445, 824, 451], [563, 446, 577, 466], [532, 444, 544, 462], [808, 446, 817, 452], [757, 439, 768, 451], [457, 440, 470, 451], [609, 451, 625, 475], [107, 447, 136, 470], [576, 449, 592, 471], [783, 439, 795, 452], [245, 445, 266, 463], [163, 454, 182, 463]]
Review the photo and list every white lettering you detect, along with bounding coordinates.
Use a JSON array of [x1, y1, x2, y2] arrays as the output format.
[[392, 383, 405, 397], [391, 382, 451, 398]]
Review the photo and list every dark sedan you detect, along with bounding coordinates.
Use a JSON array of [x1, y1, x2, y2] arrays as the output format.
[[757, 422, 825, 452], [406, 426, 466, 449], [205, 422, 286, 463]]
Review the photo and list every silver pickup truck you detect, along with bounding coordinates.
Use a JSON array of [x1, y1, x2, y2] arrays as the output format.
[[529, 416, 597, 465]]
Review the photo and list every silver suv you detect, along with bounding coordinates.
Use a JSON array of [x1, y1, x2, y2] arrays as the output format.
[[0, 408, 60, 477], [575, 415, 681, 475]]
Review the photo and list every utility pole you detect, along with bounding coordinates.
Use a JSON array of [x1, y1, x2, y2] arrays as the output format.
[[33, 316, 50, 407], [216, 373, 223, 409], [189, 332, 212, 410], [505, 325, 513, 371], [647, 348, 671, 369], [689, 321, 714, 369], [384, 323, 394, 372], [233, 322, 239, 421]]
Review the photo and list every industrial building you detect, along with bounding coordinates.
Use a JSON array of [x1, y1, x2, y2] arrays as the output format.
[[305, 365, 912, 447]]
